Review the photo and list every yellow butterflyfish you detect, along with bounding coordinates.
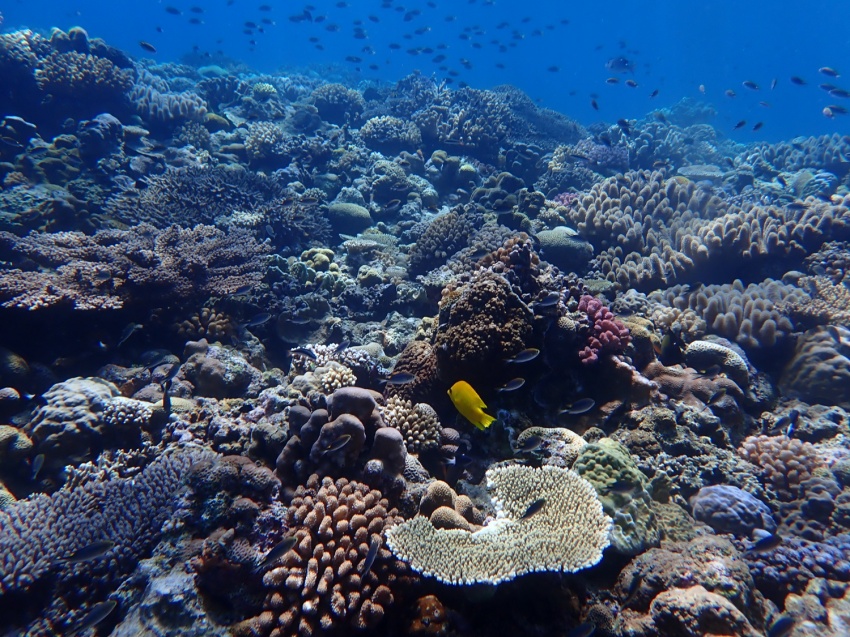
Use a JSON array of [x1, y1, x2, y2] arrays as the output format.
[[448, 380, 496, 431]]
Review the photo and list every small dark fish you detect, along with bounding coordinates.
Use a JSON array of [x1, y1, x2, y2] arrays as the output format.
[[776, 175, 787, 187], [559, 398, 596, 416], [606, 77, 620, 84], [699, 388, 727, 412], [335, 339, 350, 352], [505, 348, 540, 364], [497, 378, 525, 392], [829, 88, 850, 98], [766, 615, 795, 637], [188, 17, 203, 24], [653, 160, 671, 168], [32, 454, 45, 480], [828, 104, 849, 114], [605, 56, 634, 73], [116, 322, 143, 348], [622, 573, 643, 607], [164, 6, 182, 15], [733, 120, 747, 130], [291, 347, 318, 361], [139, 41, 157, 53], [386, 372, 417, 385], [259, 4, 272, 10], [190, 6, 204, 13], [608, 480, 638, 495], [228, 284, 253, 297], [591, 99, 599, 111], [345, 56, 363, 63], [776, 408, 800, 438], [322, 434, 352, 455], [819, 66, 840, 77], [547, 66, 560, 72], [625, 79, 638, 88], [770, 78, 777, 90], [534, 291, 561, 308], [786, 201, 809, 210], [519, 498, 546, 521], [243, 313, 272, 328], [258, 536, 297, 568], [69, 600, 117, 635], [790, 75, 806, 85], [515, 434, 543, 454], [752, 122, 764, 131], [820, 83, 838, 92], [746, 533, 782, 554], [649, 89, 659, 98], [0, 136, 24, 149], [742, 80, 760, 90], [360, 535, 381, 576], [567, 623, 596, 637], [93, 269, 112, 283], [617, 118, 631, 134], [58, 540, 116, 564], [266, 224, 276, 238]]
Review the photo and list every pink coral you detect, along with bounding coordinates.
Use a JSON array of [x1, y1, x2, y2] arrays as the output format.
[[578, 295, 631, 364]]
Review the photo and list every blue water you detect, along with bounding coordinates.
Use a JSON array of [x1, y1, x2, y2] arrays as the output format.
[[4, 0, 849, 142]]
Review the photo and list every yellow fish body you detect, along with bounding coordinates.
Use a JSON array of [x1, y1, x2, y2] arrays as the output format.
[[448, 380, 496, 430]]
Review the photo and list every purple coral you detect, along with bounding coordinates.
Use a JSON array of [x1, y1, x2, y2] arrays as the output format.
[[578, 295, 631, 364]]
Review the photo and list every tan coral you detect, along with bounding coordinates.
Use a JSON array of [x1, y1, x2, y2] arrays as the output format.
[[386, 465, 611, 585], [380, 396, 442, 453], [235, 476, 415, 637]]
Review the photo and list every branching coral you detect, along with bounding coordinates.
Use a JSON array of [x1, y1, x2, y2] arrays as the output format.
[[0, 223, 269, 310]]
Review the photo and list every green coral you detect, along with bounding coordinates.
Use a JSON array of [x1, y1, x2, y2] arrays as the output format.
[[573, 437, 660, 555]]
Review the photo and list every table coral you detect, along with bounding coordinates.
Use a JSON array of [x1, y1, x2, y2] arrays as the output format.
[[386, 464, 611, 585]]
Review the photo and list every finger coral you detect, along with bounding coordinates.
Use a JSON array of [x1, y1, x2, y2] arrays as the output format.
[[233, 475, 414, 637]]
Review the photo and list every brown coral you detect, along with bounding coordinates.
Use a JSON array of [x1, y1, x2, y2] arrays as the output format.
[[435, 270, 534, 385], [234, 475, 415, 637]]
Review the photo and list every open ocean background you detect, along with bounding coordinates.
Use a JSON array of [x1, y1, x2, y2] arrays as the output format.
[[4, 0, 850, 141]]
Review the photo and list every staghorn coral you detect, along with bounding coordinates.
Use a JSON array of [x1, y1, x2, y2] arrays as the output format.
[[408, 205, 482, 275], [0, 223, 269, 311], [412, 86, 510, 161], [380, 396, 442, 454], [233, 475, 414, 637], [386, 464, 611, 585], [105, 165, 284, 228], [359, 116, 422, 154], [310, 83, 364, 125], [0, 451, 208, 635]]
